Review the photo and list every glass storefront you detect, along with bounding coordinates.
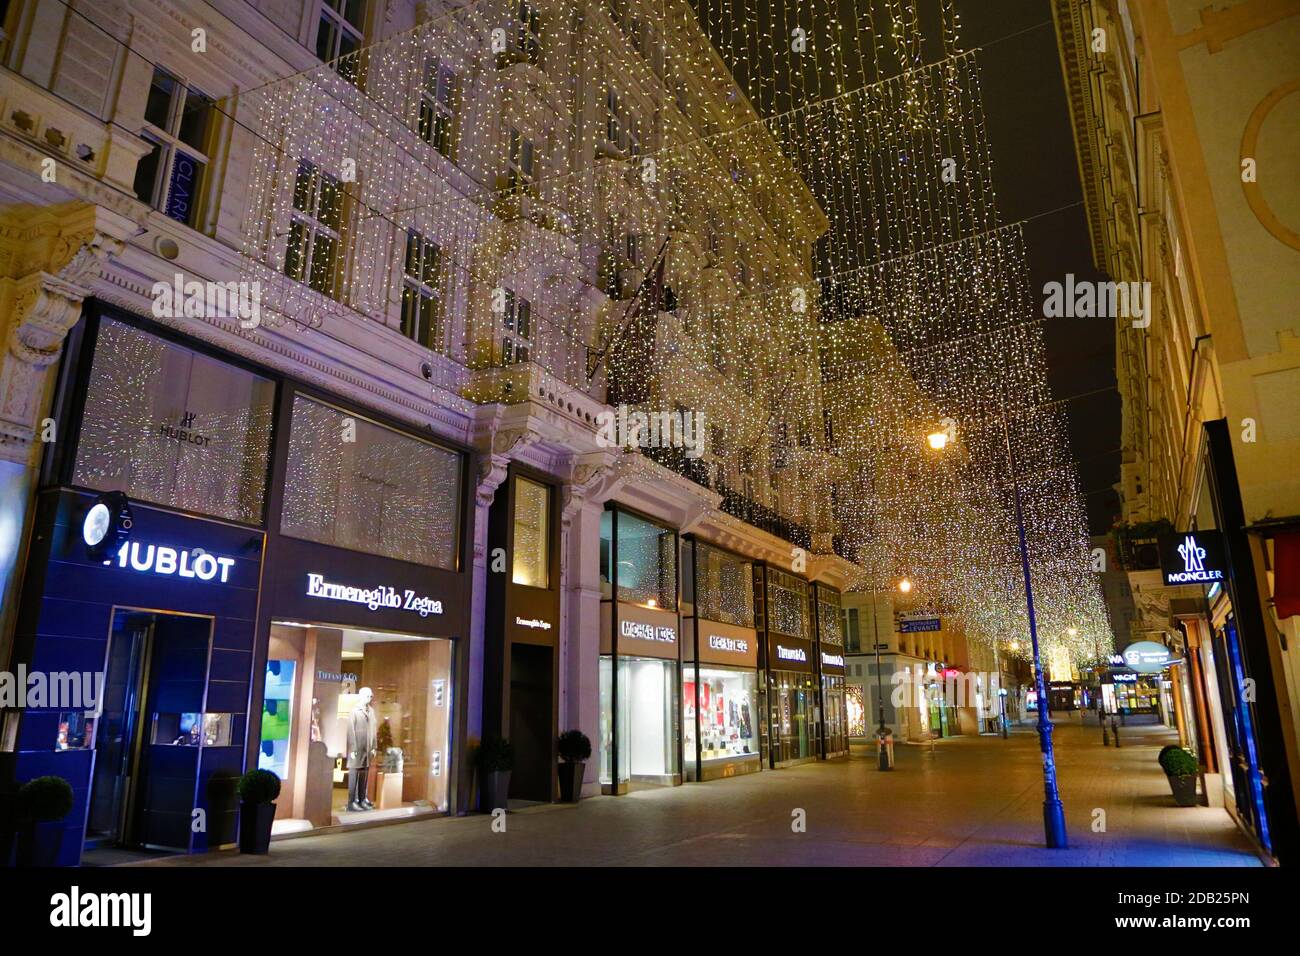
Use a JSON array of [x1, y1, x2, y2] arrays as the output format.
[[846, 682, 867, 737], [684, 667, 759, 770], [770, 669, 817, 762], [821, 673, 846, 754], [599, 507, 681, 792], [265, 623, 453, 831]]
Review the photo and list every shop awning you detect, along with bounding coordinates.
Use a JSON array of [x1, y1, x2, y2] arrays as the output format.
[[1275, 530, 1300, 619]]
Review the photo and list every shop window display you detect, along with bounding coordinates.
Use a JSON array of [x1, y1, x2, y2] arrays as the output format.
[[822, 674, 846, 754], [264, 623, 453, 830], [845, 683, 867, 737], [767, 569, 810, 639], [684, 667, 757, 762]]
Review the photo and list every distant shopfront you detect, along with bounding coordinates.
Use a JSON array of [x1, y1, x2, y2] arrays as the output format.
[[682, 539, 761, 780], [813, 583, 847, 758], [763, 567, 818, 768], [600, 507, 681, 793]]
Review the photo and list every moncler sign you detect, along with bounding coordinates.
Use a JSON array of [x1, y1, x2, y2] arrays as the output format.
[[1159, 531, 1225, 587]]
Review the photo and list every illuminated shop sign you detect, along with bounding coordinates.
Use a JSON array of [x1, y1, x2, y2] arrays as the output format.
[[516, 617, 552, 630], [707, 634, 749, 654], [1121, 641, 1173, 674], [107, 541, 235, 583], [621, 620, 675, 644], [899, 615, 940, 633], [776, 644, 807, 663], [1159, 531, 1226, 586], [821, 651, 845, 668], [305, 572, 444, 617]]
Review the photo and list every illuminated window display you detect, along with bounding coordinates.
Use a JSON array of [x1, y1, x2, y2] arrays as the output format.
[[599, 655, 679, 787], [684, 667, 758, 764], [690, 543, 754, 627], [846, 683, 867, 737], [767, 569, 811, 640], [265, 622, 453, 830]]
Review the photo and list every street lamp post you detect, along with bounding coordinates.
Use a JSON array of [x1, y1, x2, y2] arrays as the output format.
[[871, 594, 892, 770], [1002, 415, 1069, 849], [929, 419, 1068, 848]]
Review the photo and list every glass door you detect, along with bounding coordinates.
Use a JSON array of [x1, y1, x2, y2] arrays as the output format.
[[85, 614, 152, 849]]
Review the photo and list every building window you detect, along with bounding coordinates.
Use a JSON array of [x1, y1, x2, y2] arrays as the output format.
[[316, 0, 365, 83], [605, 87, 640, 157], [284, 160, 343, 299], [512, 477, 551, 588], [418, 58, 458, 158], [511, 1, 541, 63], [500, 289, 531, 365], [133, 67, 212, 228], [506, 127, 536, 192], [401, 230, 443, 351]]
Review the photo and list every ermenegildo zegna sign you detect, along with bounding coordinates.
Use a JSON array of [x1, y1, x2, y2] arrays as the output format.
[[1159, 531, 1227, 587], [267, 534, 463, 635]]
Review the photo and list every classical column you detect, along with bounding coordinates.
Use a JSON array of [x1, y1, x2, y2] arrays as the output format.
[[558, 461, 620, 797], [0, 225, 124, 665]]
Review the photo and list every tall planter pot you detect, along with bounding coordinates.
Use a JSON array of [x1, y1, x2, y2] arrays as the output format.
[[16, 820, 65, 867], [557, 761, 585, 803], [1166, 773, 1198, 807], [238, 801, 276, 854], [480, 770, 512, 813]]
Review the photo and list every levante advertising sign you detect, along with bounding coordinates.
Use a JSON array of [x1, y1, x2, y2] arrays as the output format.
[[1158, 531, 1226, 587]]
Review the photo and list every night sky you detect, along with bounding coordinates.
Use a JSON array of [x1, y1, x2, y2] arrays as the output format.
[[955, 0, 1122, 534]]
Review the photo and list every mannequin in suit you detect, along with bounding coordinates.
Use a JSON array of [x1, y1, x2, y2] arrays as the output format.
[[346, 686, 377, 811]]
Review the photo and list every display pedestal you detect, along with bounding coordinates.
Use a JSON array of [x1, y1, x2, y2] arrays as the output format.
[[377, 772, 404, 810]]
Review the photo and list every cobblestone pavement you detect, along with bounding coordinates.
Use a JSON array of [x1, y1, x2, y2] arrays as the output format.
[[135, 717, 1263, 867]]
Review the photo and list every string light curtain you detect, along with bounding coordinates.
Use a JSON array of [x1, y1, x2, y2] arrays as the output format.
[[232, 0, 1110, 664]]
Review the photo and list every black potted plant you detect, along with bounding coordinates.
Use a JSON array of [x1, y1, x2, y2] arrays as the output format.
[[474, 734, 514, 813], [13, 775, 74, 867], [236, 768, 281, 854], [557, 730, 591, 803], [1158, 745, 1199, 807]]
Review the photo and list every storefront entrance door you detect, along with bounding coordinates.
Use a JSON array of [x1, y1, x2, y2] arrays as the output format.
[[86, 609, 213, 851], [509, 644, 553, 801]]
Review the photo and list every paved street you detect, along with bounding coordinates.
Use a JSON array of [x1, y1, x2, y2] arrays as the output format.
[[135, 718, 1262, 867]]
